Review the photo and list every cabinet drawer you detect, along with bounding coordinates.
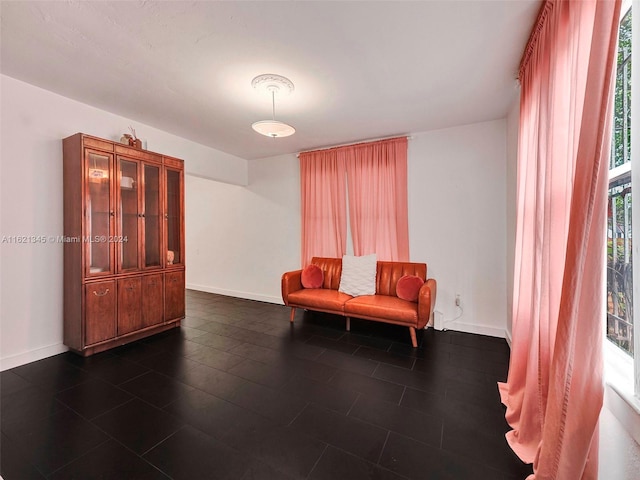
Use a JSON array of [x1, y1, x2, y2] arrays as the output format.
[[165, 271, 185, 321], [85, 280, 116, 345]]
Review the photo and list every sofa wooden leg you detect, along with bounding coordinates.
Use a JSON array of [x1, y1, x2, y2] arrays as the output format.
[[290, 308, 296, 323], [409, 327, 417, 348], [346, 317, 351, 332]]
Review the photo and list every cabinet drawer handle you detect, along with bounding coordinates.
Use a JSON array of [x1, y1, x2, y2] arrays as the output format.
[[93, 288, 110, 297], [126, 286, 135, 291]]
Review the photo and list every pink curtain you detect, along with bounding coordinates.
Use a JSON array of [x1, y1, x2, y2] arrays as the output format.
[[499, 0, 621, 478], [345, 137, 409, 261], [300, 137, 409, 264], [300, 149, 347, 266]]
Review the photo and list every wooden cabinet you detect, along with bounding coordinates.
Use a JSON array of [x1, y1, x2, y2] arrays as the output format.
[[63, 133, 185, 356]]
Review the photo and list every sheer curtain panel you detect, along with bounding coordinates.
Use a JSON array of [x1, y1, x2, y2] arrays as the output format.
[[499, 0, 621, 478], [299, 149, 347, 266], [300, 137, 409, 264], [346, 137, 409, 261]]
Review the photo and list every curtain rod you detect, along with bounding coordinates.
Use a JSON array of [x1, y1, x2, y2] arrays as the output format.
[[296, 135, 412, 158]]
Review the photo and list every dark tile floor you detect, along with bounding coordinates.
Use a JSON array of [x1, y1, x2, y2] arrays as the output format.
[[1, 290, 533, 479]]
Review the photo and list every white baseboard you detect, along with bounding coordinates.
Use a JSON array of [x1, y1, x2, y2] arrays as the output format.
[[436, 319, 506, 339], [1, 342, 68, 371], [505, 329, 512, 348], [432, 310, 444, 330], [186, 283, 283, 305]]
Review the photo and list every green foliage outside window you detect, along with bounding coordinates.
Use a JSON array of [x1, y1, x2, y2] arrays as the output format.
[[607, 8, 633, 356], [612, 9, 632, 168]]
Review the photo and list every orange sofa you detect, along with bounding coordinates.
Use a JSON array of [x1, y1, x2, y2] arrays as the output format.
[[281, 257, 437, 347]]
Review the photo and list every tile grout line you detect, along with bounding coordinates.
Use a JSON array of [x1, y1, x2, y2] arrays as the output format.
[[41, 437, 112, 478], [375, 430, 392, 466], [140, 424, 185, 457], [397, 386, 407, 407], [287, 401, 311, 427], [305, 443, 329, 479], [43, 398, 175, 477], [345, 392, 361, 417]]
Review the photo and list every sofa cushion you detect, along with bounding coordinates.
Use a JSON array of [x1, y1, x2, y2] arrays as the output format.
[[345, 295, 418, 325], [301, 264, 324, 289], [288, 289, 353, 312], [396, 275, 425, 302], [339, 254, 377, 297]]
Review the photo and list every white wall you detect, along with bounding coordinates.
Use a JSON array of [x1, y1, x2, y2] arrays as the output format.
[[189, 119, 509, 338], [0, 75, 248, 370], [408, 120, 508, 338], [505, 95, 520, 343], [186, 153, 300, 303]]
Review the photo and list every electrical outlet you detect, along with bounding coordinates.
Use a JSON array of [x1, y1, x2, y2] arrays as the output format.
[[455, 294, 461, 307]]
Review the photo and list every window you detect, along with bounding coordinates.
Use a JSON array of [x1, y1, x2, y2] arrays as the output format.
[[606, 1, 640, 404], [607, 6, 633, 358]]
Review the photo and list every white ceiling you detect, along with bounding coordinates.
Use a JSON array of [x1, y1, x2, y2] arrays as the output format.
[[0, 1, 541, 160]]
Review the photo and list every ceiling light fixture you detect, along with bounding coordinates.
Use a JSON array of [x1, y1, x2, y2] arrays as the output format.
[[251, 74, 295, 138]]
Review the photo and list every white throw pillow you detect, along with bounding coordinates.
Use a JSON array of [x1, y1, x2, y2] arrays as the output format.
[[339, 254, 377, 297]]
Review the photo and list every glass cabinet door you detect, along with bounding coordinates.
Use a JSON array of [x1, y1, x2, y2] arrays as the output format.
[[118, 158, 140, 271], [86, 150, 113, 276], [143, 164, 162, 268], [165, 168, 182, 266]]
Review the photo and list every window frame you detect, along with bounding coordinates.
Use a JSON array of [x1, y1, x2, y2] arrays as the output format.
[[605, 0, 639, 411], [631, 0, 640, 400]]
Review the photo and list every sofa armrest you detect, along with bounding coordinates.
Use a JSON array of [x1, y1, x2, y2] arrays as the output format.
[[417, 278, 437, 328], [281, 270, 303, 305]]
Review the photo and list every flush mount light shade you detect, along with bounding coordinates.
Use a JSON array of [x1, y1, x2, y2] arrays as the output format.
[[251, 73, 296, 138], [251, 120, 296, 138]]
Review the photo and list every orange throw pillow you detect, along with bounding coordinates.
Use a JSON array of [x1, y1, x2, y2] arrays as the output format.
[[396, 275, 424, 302], [301, 264, 324, 289]]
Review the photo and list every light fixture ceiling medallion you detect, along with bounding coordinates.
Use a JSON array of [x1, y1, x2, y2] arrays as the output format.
[[251, 74, 295, 138]]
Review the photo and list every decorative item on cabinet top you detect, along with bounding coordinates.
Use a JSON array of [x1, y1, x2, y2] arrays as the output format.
[[121, 126, 143, 149]]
